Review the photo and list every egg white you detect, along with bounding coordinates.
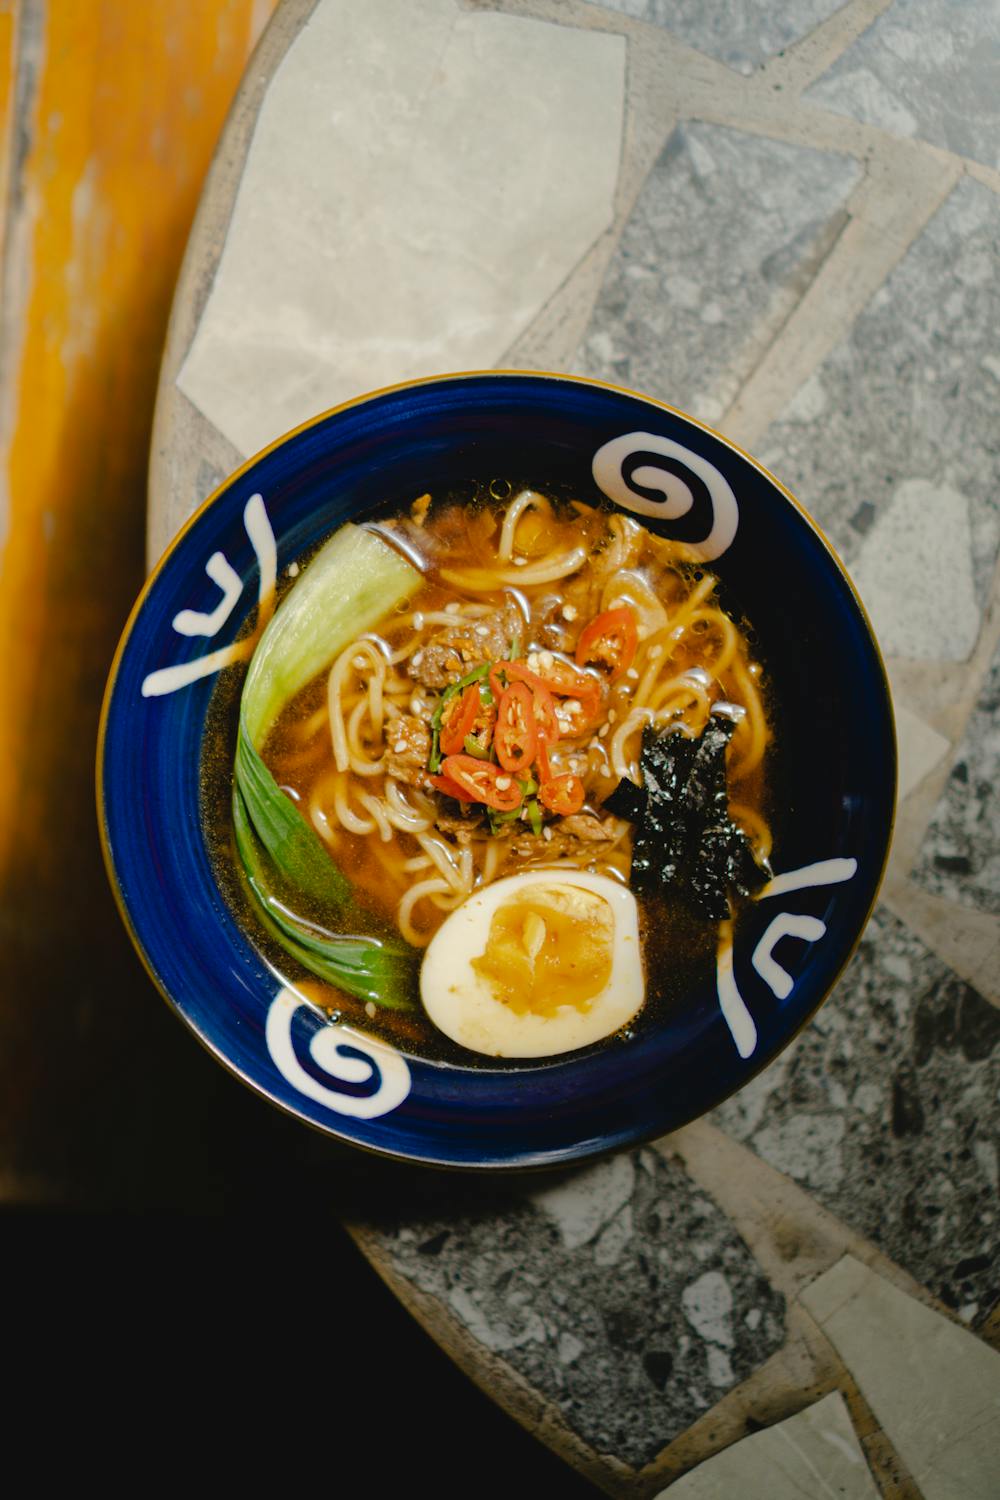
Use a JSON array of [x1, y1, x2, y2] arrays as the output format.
[[420, 870, 644, 1058]]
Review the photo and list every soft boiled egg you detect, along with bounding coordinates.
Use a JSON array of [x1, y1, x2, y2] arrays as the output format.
[[420, 870, 644, 1058]]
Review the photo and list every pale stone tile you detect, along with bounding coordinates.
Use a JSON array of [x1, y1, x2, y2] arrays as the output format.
[[801, 1255, 1000, 1500], [372, 1147, 785, 1466], [894, 701, 949, 801], [576, 122, 858, 421], [654, 1390, 881, 1499], [178, 0, 625, 456], [912, 639, 1000, 915], [598, 0, 846, 76], [806, 0, 1000, 170]]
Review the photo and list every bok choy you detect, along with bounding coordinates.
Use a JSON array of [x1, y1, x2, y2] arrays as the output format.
[[234, 523, 422, 1008]]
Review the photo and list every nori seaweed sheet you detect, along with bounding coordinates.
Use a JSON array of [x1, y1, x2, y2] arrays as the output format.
[[603, 715, 768, 920]]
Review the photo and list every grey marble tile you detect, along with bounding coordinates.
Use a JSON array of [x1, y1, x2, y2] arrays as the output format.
[[713, 906, 1000, 1327], [375, 1148, 785, 1466], [597, 0, 846, 75], [805, 0, 1000, 170], [576, 123, 859, 425], [758, 177, 1000, 634], [911, 639, 1000, 913]]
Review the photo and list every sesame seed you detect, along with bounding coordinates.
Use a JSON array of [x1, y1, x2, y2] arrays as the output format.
[[393, 741, 407, 754], [598, 724, 609, 738], [353, 655, 366, 669], [625, 667, 639, 680], [475, 624, 489, 637], [513, 557, 527, 567], [495, 776, 512, 791], [542, 826, 552, 841], [527, 653, 540, 671], [411, 650, 424, 667], [413, 614, 424, 631], [445, 601, 461, 614], [564, 699, 580, 713], [608, 710, 617, 723], [538, 650, 554, 669], [600, 765, 613, 777], [365, 1001, 376, 1018], [287, 561, 300, 577], [561, 605, 577, 621], [648, 644, 663, 660]]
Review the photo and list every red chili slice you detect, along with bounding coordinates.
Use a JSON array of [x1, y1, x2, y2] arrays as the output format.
[[575, 606, 638, 681], [495, 682, 537, 773], [440, 754, 523, 812], [538, 773, 585, 816], [529, 680, 558, 746], [428, 772, 478, 804], [439, 683, 481, 756], [552, 683, 603, 738]]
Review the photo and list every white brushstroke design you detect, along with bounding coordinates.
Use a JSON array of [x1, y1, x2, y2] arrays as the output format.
[[141, 495, 277, 697], [592, 431, 738, 561], [717, 923, 757, 1058], [172, 551, 243, 636], [141, 641, 251, 697], [265, 988, 411, 1119], [244, 493, 276, 607], [752, 913, 828, 1000], [759, 857, 858, 899]]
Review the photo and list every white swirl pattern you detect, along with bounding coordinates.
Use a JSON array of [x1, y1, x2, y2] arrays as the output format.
[[265, 987, 411, 1119], [592, 431, 739, 561]]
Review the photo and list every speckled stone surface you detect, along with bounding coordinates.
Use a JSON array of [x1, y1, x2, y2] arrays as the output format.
[[576, 122, 859, 426], [911, 641, 1000, 915], [375, 1146, 785, 1466], [713, 905, 1000, 1327], [598, 0, 847, 75], [805, 0, 1000, 171], [757, 176, 1000, 629]]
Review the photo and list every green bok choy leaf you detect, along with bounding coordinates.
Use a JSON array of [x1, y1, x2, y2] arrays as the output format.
[[233, 523, 422, 1008]]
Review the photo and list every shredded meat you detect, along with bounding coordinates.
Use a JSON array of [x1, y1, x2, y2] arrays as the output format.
[[509, 830, 593, 863], [409, 600, 524, 688], [434, 809, 484, 843], [555, 814, 616, 842], [384, 715, 432, 785]]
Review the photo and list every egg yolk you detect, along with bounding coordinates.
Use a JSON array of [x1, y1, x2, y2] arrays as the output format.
[[470, 886, 614, 1016]]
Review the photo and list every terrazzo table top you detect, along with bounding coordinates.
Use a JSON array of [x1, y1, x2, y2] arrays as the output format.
[[148, 1, 1000, 1493]]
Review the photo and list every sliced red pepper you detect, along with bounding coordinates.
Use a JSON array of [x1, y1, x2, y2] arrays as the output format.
[[539, 773, 585, 816], [535, 737, 552, 785], [428, 772, 478, 804], [552, 683, 603, 738], [440, 754, 523, 812], [495, 682, 537, 773], [575, 605, 638, 681], [439, 683, 481, 756], [528, 680, 558, 746]]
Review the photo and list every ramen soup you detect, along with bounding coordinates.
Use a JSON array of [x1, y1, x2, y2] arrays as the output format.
[[217, 485, 773, 1063]]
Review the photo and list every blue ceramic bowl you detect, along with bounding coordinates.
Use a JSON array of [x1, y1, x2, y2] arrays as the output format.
[[99, 372, 895, 1169]]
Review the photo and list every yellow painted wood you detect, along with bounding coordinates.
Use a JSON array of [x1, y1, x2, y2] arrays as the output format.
[[0, 0, 276, 1196]]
